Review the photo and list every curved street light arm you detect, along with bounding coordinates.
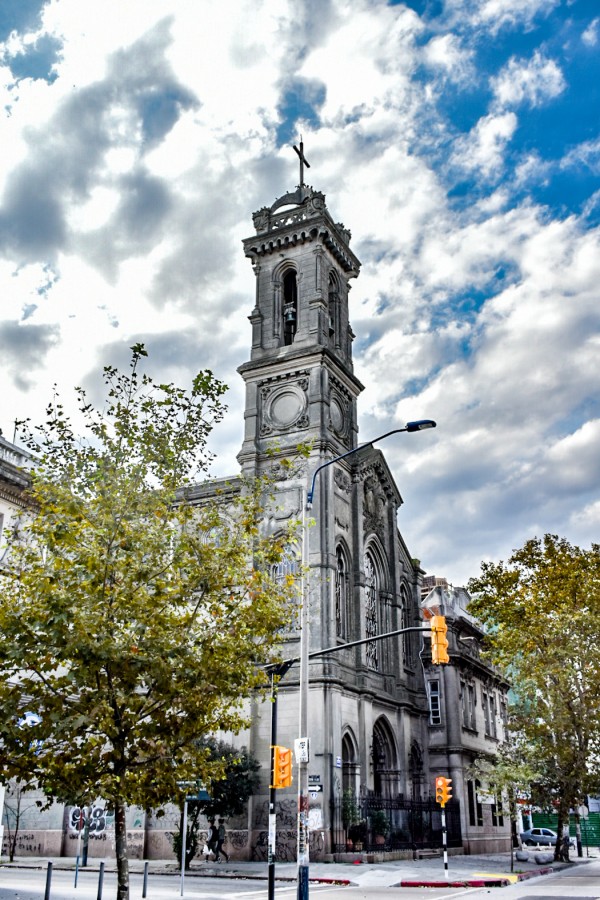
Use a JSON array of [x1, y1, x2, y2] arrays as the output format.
[[306, 419, 436, 506]]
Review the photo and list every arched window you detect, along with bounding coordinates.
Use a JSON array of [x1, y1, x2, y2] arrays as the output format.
[[409, 741, 424, 800], [364, 545, 391, 671], [335, 544, 350, 639], [328, 270, 339, 341], [272, 543, 300, 629], [341, 730, 359, 796], [282, 270, 298, 345], [372, 719, 397, 798], [401, 585, 415, 668], [364, 551, 379, 670]]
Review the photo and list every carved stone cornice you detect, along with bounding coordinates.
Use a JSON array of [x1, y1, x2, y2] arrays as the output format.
[[243, 185, 360, 275]]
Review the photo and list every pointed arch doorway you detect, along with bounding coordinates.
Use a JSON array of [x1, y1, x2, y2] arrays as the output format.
[[372, 719, 397, 798]]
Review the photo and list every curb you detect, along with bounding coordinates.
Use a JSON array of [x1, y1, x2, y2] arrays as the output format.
[[0, 863, 352, 886], [399, 879, 510, 888], [514, 865, 555, 880], [398, 865, 558, 889]]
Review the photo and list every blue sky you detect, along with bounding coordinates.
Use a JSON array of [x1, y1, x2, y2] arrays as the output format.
[[1, 0, 599, 584]]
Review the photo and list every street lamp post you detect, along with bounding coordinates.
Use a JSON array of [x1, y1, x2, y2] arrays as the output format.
[[297, 418, 436, 900], [266, 660, 293, 900]]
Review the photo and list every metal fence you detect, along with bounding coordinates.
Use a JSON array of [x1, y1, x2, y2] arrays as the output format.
[[332, 794, 462, 854], [532, 812, 600, 848]]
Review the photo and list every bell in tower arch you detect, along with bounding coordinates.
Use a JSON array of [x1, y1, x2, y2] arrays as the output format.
[[282, 269, 298, 345]]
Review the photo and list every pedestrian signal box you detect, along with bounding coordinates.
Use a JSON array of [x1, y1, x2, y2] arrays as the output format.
[[435, 776, 452, 807], [272, 746, 293, 788]]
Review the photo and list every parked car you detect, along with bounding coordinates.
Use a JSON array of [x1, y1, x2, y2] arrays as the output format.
[[520, 827, 575, 847]]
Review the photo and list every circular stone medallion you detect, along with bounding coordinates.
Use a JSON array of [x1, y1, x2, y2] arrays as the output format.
[[330, 395, 345, 434], [268, 385, 307, 428]]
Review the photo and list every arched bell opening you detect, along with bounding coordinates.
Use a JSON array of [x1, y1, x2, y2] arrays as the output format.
[[282, 270, 298, 345]]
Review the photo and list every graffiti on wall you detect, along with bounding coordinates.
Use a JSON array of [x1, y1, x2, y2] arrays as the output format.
[[69, 805, 115, 836]]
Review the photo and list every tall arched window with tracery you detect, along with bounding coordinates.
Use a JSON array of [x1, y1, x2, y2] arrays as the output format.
[[328, 270, 340, 345], [364, 551, 379, 670], [272, 543, 300, 630], [335, 544, 349, 639], [401, 585, 415, 668]]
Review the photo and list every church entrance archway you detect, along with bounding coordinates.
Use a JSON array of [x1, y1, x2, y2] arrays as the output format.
[[372, 718, 397, 798]]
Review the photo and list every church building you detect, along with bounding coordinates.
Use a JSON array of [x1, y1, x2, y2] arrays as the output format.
[[230, 159, 457, 859], [1, 158, 511, 862]]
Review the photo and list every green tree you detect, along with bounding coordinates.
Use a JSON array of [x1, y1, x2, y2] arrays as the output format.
[[468, 535, 600, 860], [0, 346, 297, 900], [172, 738, 260, 868]]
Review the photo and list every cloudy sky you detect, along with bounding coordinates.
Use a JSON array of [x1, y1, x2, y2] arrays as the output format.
[[1, 0, 599, 584]]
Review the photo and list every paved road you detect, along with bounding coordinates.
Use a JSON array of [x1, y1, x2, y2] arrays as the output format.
[[1, 855, 599, 900], [3, 868, 306, 899]]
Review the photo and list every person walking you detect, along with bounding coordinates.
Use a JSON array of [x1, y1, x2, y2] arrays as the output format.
[[216, 818, 229, 862], [206, 820, 218, 860]]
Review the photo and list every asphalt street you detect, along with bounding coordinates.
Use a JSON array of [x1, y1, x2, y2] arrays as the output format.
[[1, 853, 599, 900]]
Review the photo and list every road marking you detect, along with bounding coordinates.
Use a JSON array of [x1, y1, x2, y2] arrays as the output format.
[[230, 888, 340, 899], [473, 871, 518, 882], [430, 890, 482, 900]]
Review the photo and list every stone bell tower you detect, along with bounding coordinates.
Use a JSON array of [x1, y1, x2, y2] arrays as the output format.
[[237, 151, 363, 476]]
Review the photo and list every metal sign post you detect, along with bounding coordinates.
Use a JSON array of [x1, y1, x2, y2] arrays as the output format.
[[180, 799, 188, 897], [441, 808, 448, 879], [74, 808, 84, 887]]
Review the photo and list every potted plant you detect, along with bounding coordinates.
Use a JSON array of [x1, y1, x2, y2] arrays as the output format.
[[371, 810, 390, 845], [342, 790, 360, 849], [348, 819, 368, 851]]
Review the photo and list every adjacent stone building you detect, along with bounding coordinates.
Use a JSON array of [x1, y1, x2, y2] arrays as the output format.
[[0, 433, 34, 852], [422, 580, 511, 853]]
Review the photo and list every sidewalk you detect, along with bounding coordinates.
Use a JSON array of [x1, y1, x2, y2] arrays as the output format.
[[1, 851, 598, 889]]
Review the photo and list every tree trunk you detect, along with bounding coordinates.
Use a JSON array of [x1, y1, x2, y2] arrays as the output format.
[[555, 799, 571, 862], [6, 794, 21, 862], [575, 813, 583, 858], [185, 803, 201, 869], [114, 799, 129, 900], [508, 792, 516, 873], [554, 804, 564, 862]]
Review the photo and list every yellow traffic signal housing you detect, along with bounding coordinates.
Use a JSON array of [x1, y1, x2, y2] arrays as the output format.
[[431, 615, 449, 664], [271, 746, 293, 788], [435, 776, 452, 807]]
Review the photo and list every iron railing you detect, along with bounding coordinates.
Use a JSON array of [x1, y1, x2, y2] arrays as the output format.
[[332, 794, 462, 854]]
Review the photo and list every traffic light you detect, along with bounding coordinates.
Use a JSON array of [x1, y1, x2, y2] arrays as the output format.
[[431, 615, 449, 664], [271, 746, 293, 788], [435, 776, 452, 807]]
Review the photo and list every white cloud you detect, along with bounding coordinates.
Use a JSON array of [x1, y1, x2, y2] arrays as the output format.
[[298, 1, 423, 125], [0, 0, 598, 589], [560, 138, 600, 175], [446, 0, 561, 35], [582, 17, 599, 47], [491, 50, 565, 109], [423, 34, 474, 84], [451, 112, 518, 178]]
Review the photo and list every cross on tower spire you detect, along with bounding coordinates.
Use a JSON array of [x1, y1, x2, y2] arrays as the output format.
[[293, 138, 310, 187]]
